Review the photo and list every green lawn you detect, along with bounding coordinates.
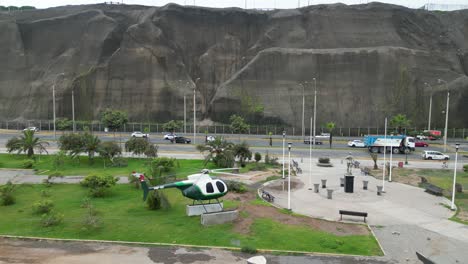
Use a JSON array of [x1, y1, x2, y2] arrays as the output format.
[[0, 154, 216, 178], [0, 184, 382, 255]]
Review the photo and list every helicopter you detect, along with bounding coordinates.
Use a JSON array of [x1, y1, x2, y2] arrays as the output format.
[[132, 169, 238, 204]]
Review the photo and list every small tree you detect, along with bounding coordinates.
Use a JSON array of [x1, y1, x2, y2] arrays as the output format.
[[82, 132, 101, 163], [125, 137, 149, 156], [100, 109, 128, 136], [97, 142, 121, 166], [254, 152, 262, 163], [233, 142, 252, 167], [56, 118, 73, 131], [58, 133, 85, 159], [326, 122, 336, 149], [148, 157, 178, 179], [162, 120, 183, 133], [144, 144, 158, 158], [370, 153, 378, 170], [390, 114, 411, 134], [196, 136, 235, 167], [0, 181, 16, 206], [230, 115, 249, 141], [6, 130, 49, 158]]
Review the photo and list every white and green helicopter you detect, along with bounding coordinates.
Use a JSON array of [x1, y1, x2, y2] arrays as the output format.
[[132, 169, 238, 204]]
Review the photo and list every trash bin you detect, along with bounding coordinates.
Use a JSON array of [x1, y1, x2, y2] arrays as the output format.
[[321, 179, 327, 188], [314, 183, 320, 193], [398, 162, 403, 168], [327, 189, 333, 199], [340, 177, 344, 187], [377, 185, 383, 195], [363, 180, 369, 190], [345, 175, 354, 193]]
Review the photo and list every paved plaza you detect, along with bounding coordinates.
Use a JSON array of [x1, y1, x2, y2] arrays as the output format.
[[264, 158, 468, 263]]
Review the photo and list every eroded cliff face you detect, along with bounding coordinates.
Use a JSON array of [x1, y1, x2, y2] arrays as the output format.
[[0, 3, 467, 128]]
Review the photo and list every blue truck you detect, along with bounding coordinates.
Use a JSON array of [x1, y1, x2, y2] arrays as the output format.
[[363, 135, 415, 154]]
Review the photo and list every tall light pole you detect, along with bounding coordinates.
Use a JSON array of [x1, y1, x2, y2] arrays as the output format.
[[72, 88, 76, 133], [308, 116, 312, 190], [425, 82, 432, 131], [389, 138, 393, 182], [288, 142, 292, 210], [282, 131, 286, 179], [438, 79, 449, 152], [52, 73, 65, 139], [382, 117, 387, 191], [451, 143, 460, 210], [184, 94, 186, 134], [300, 83, 305, 140], [312, 77, 317, 148], [193, 78, 200, 144]]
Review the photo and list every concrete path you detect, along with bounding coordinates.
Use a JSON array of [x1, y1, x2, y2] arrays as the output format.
[[265, 158, 468, 263]]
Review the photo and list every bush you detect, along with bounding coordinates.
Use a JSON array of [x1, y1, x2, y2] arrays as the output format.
[[22, 159, 34, 169], [125, 137, 149, 156], [40, 211, 63, 227], [464, 164, 468, 172], [148, 157, 178, 178], [226, 180, 247, 193], [318, 157, 330, 164], [241, 245, 257, 254], [53, 151, 67, 169], [0, 181, 16, 206], [80, 174, 117, 197], [254, 152, 262, 163], [264, 151, 279, 165], [146, 190, 171, 210], [81, 204, 101, 231], [32, 200, 54, 214]]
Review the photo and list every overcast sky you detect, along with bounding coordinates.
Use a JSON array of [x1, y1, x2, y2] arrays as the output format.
[[1, 0, 468, 10]]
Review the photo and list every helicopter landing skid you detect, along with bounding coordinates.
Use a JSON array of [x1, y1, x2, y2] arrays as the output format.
[[186, 200, 224, 216]]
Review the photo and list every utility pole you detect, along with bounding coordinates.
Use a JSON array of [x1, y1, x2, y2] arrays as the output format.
[[312, 78, 317, 148], [425, 83, 432, 131], [184, 94, 186, 134], [72, 88, 76, 133], [52, 73, 65, 139], [300, 83, 305, 140], [193, 78, 200, 144], [382, 117, 387, 192], [438, 79, 449, 152]]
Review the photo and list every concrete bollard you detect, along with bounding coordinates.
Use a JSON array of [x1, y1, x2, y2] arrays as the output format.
[[340, 177, 344, 187], [314, 183, 320, 193], [327, 189, 333, 199], [363, 180, 369, 190], [321, 179, 327, 188], [377, 185, 383, 195]]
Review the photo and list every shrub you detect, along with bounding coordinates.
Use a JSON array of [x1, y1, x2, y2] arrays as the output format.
[[80, 174, 117, 197], [22, 159, 34, 169], [81, 204, 101, 231], [144, 144, 158, 158], [254, 152, 262, 163], [0, 181, 16, 206], [146, 190, 171, 210], [40, 190, 51, 198], [80, 197, 91, 208], [464, 164, 468, 172], [125, 137, 149, 156], [32, 200, 54, 214], [226, 180, 247, 193], [264, 151, 279, 165], [318, 157, 330, 164], [148, 157, 178, 178], [53, 151, 67, 169], [40, 211, 63, 227], [97, 141, 122, 166], [241, 245, 257, 254]]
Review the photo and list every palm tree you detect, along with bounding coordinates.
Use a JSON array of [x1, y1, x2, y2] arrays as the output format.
[[326, 122, 336, 149], [233, 141, 252, 167], [196, 136, 234, 167], [6, 130, 49, 158], [83, 132, 101, 163], [390, 114, 411, 134]]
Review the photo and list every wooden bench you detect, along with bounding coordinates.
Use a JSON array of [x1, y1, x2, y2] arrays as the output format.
[[339, 210, 368, 222], [261, 190, 275, 202], [425, 184, 443, 196]]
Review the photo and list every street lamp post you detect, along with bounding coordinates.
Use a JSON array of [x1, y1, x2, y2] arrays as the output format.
[[451, 143, 460, 210], [425, 82, 433, 131], [52, 73, 65, 139], [193, 78, 200, 144], [288, 142, 292, 210], [309, 117, 312, 190], [312, 78, 317, 148], [282, 131, 286, 179], [382, 117, 387, 191], [438, 79, 449, 152], [300, 83, 305, 140], [72, 88, 75, 133]]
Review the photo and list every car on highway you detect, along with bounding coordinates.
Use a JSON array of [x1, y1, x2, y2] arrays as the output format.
[[303, 137, 323, 145], [415, 141, 429, 147], [206, 135, 215, 142], [164, 133, 177, 140], [315, 133, 330, 139], [347, 140, 366, 148], [421, 150, 449, 160], [131, 131, 149, 138], [416, 135, 427, 140], [23, 127, 39, 132], [174, 136, 191, 144]]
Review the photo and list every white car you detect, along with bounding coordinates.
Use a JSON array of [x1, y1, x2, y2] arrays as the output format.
[[421, 150, 449, 160], [164, 133, 177, 140], [347, 140, 366, 148], [315, 133, 330, 139], [206, 136, 215, 142], [416, 135, 428, 140], [131, 131, 149, 138], [23, 127, 39, 132]]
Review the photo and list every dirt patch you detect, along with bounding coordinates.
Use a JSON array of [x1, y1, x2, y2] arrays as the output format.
[[226, 192, 369, 237], [266, 179, 304, 191], [368, 168, 422, 187]]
